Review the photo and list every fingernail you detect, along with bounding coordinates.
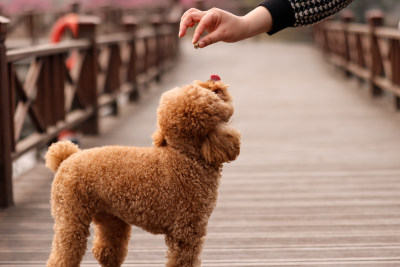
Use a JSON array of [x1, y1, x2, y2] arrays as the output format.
[[199, 41, 205, 48], [192, 33, 198, 44]]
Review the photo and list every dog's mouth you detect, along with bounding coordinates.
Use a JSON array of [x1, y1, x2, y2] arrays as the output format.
[[212, 88, 223, 96], [208, 75, 232, 103], [210, 87, 231, 103]]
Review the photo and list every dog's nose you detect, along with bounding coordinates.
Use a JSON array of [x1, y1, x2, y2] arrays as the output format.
[[210, 74, 221, 82]]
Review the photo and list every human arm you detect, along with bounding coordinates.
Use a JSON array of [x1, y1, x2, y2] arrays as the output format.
[[260, 0, 354, 34], [179, 6, 273, 48], [179, 0, 354, 48]]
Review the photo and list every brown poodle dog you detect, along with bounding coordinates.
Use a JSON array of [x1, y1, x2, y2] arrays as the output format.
[[45, 77, 241, 267]]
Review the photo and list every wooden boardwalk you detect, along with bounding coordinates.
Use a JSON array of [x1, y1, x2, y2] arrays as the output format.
[[1, 39, 400, 266]]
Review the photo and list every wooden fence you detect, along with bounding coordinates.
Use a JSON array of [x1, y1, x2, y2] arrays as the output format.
[[0, 14, 179, 208], [1, 2, 169, 45], [313, 11, 400, 109]]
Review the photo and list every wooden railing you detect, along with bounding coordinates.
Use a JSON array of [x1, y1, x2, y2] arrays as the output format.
[[2, 3, 181, 46], [0, 15, 179, 208], [313, 11, 400, 109]]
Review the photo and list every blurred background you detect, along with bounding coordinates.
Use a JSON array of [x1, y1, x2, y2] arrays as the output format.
[[1, 0, 400, 20], [1, 0, 399, 47], [1, 0, 399, 177]]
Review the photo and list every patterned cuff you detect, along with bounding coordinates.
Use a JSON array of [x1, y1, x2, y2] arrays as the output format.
[[258, 0, 295, 35]]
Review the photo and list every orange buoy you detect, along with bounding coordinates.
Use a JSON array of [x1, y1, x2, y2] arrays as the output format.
[[50, 14, 79, 69], [50, 13, 79, 42]]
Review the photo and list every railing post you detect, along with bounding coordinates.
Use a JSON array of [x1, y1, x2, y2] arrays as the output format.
[[123, 16, 139, 102], [36, 53, 66, 128], [26, 10, 38, 45], [318, 17, 333, 56], [367, 10, 384, 97], [168, 19, 180, 59], [151, 16, 162, 82], [143, 35, 150, 84], [195, 0, 205, 10], [341, 11, 353, 77], [76, 16, 100, 135], [36, 57, 53, 127], [70, 1, 80, 14], [395, 21, 400, 109], [0, 17, 14, 208]]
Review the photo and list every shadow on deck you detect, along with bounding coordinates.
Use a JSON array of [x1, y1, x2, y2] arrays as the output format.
[[1, 39, 400, 266]]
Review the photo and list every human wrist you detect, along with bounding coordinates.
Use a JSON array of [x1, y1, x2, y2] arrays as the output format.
[[241, 6, 273, 39]]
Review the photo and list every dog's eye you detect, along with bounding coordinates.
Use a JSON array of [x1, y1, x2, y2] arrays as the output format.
[[213, 89, 222, 94]]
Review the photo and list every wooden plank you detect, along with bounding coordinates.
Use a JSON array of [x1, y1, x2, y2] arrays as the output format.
[[1, 40, 400, 266], [24, 59, 42, 97], [13, 59, 44, 141], [0, 16, 13, 207], [374, 77, 400, 96], [11, 108, 94, 160], [51, 54, 66, 123], [65, 51, 85, 112], [6, 39, 90, 63]]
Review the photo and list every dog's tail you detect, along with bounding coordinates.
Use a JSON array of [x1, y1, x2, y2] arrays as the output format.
[[45, 140, 80, 172]]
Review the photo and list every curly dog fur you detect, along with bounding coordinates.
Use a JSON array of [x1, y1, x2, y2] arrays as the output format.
[[45, 79, 241, 267]]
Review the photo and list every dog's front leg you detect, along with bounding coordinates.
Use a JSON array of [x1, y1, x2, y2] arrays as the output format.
[[165, 234, 204, 267]]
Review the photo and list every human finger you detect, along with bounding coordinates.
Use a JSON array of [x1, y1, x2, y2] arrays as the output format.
[[179, 10, 205, 37], [192, 11, 220, 44], [197, 30, 221, 48], [181, 7, 200, 19]]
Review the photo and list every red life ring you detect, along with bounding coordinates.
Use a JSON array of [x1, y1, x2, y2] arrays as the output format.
[[50, 14, 79, 69], [50, 13, 79, 42]]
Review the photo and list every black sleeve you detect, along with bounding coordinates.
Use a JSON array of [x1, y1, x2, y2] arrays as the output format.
[[259, 0, 295, 35], [259, 0, 354, 35]]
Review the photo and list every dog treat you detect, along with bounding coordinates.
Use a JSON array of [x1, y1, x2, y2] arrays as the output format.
[[194, 42, 199, 49], [210, 74, 221, 82]]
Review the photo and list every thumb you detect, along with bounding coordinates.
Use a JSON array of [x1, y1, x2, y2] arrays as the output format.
[[198, 30, 221, 48]]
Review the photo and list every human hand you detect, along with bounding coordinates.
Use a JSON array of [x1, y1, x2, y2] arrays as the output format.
[[179, 8, 247, 48], [179, 7, 273, 49]]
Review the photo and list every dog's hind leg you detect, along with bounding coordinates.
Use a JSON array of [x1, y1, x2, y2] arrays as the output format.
[[165, 233, 205, 267], [92, 212, 132, 267], [47, 211, 91, 267]]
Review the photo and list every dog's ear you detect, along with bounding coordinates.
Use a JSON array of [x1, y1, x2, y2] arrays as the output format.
[[152, 130, 167, 147], [201, 123, 241, 164]]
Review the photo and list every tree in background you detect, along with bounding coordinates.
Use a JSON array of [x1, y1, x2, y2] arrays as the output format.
[[347, 0, 400, 26]]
